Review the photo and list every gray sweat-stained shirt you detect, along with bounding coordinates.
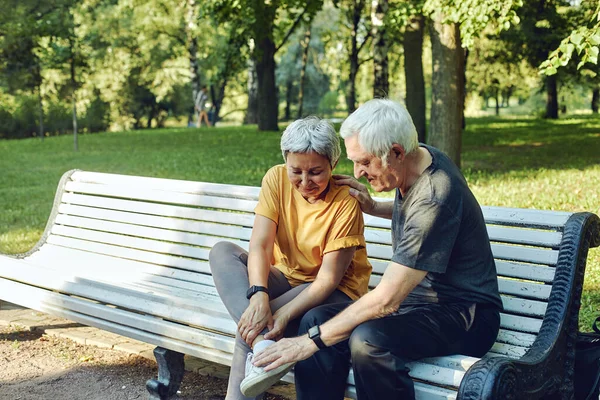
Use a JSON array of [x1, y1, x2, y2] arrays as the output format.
[[392, 144, 503, 310]]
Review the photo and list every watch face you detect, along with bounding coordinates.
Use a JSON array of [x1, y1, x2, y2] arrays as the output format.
[[308, 325, 319, 339]]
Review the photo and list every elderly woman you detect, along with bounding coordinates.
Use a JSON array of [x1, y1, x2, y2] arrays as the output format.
[[209, 116, 372, 399]]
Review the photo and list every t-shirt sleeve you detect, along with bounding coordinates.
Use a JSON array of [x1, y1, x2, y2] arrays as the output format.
[[323, 197, 366, 254], [254, 167, 280, 224], [391, 200, 461, 273]]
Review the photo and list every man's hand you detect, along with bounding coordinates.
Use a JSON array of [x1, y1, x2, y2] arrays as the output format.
[[333, 174, 376, 214], [252, 335, 318, 371], [238, 293, 273, 346]]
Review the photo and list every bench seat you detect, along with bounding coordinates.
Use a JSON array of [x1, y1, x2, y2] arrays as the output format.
[[1, 170, 598, 400]]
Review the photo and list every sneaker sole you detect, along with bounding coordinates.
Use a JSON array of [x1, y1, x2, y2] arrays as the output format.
[[240, 362, 294, 397]]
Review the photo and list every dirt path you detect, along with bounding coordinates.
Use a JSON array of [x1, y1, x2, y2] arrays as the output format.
[[0, 325, 291, 400]]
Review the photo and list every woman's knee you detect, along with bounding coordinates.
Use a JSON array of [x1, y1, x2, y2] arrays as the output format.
[[208, 241, 246, 272]]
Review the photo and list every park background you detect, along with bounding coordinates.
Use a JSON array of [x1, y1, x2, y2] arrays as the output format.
[[0, 0, 599, 328]]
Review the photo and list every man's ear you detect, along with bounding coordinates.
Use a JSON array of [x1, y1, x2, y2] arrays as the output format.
[[391, 144, 405, 162]]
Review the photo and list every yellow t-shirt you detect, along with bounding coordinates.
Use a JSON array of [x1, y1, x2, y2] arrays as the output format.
[[254, 165, 372, 300]]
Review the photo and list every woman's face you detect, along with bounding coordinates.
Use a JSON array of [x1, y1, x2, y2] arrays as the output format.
[[286, 151, 332, 202]]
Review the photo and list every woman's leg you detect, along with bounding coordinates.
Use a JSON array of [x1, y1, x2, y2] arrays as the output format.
[[209, 241, 292, 400]]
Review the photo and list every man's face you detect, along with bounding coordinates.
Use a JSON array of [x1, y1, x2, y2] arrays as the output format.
[[344, 135, 399, 192]]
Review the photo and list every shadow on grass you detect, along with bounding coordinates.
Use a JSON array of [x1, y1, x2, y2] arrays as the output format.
[[462, 115, 600, 173]]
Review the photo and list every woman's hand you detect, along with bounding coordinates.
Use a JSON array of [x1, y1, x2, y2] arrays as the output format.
[[333, 174, 376, 214], [263, 310, 290, 341], [238, 293, 273, 346]]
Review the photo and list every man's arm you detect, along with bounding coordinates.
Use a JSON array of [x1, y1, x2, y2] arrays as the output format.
[[252, 261, 427, 370]]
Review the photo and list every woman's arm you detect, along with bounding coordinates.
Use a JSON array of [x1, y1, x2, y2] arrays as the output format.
[[264, 246, 355, 340], [238, 214, 277, 346]]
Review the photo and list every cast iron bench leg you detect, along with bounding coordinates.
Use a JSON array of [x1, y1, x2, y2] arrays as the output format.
[[146, 347, 185, 400]]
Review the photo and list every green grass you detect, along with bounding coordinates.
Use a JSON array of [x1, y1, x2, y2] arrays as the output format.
[[0, 117, 599, 329]]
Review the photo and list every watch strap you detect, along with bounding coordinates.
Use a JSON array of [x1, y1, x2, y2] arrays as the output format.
[[246, 285, 269, 299], [308, 325, 327, 349]]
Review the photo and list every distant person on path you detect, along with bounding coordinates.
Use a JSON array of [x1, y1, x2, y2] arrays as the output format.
[[209, 116, 372, 399], [195, 86, 211, 127], [251, 99, 502, 400]]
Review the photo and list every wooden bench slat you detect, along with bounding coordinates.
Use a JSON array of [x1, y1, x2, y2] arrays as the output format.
[[364, 225, 562, 248], [500, 313, 542, 334], [481, 206, 572, 229], [364, 204, 573, 230], [495, 260, 555, 283], [497, 279, 552, 300], [54, 215, 247, 249], [0, 260, 236, 331], [368, 273, 552, 302], [50, 225, 219, 261], [485, 225, 562, 247], [365, 241, 558, 266], [70, 171, 262, 200], [44, 236, 211, 275], [27, 246, 218, 299], [491, 342, 528, 358], [58, 204, 254, 241], [64, 181, 258, 213], [369, 258, 556, 284], [496, 330, 536, 347], [61, 193, 256, 227]]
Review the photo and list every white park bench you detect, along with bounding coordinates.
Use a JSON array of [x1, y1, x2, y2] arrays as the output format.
[[0, 170, 598, 400]]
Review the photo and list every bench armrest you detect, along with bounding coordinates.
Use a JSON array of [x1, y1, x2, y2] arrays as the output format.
[[458, 212, 600, 400]]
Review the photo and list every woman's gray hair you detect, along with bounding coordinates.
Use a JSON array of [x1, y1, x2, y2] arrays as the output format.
[[280, 116, 341, 168], [339, 99, 418, 166]]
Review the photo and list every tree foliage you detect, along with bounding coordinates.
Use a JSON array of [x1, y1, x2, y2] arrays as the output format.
[[540, 0, 600, 75]]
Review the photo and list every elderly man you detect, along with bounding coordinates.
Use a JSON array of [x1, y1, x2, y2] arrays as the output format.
[[253, 99, 502, 399]]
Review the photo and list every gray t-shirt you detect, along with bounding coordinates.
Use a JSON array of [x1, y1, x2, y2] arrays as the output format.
[[392, 144, 502, 310]]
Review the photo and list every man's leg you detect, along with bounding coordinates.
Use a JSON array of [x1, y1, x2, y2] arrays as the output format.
[[349, 304, 499, 400], [295, 302, 353, 400]]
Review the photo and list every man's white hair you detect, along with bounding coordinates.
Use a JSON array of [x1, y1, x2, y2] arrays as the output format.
[[340, 99, 418, 165], [280, 116, 341, 168]]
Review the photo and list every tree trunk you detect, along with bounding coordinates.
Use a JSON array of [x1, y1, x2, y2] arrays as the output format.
[[37, 85, 44, 140], [345, 0, 365, 114], [495, 88, 500, 116], [592, 88, 599, 113], [70, 37, 78, 152], [404, 14, 426, 143], [545, 75, 558, 119], [245, 40, 259, 125], [285, 80, 293, 121], [255, 37, 278, 130], [372, 0, 389, 99], [429, 14, 463, 167], [252, 4, 278, 131], [297, 26, 311, 118], [185, 0, 201, 121]]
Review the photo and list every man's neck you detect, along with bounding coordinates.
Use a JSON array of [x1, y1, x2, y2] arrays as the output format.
[[399, 147, 433, 196]]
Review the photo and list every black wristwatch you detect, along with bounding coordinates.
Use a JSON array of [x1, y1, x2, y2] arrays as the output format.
[[246, 285, 269, 299], [308, 325, 327, 349]]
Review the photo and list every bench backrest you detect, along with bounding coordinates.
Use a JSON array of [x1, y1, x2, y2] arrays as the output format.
[[43, 170, 574, 361]]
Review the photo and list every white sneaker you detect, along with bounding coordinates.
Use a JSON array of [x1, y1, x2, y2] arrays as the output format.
[[239, 352, 294, 397]]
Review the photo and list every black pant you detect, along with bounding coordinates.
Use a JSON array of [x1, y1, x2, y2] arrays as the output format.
[[295, 302, 500, 400]]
